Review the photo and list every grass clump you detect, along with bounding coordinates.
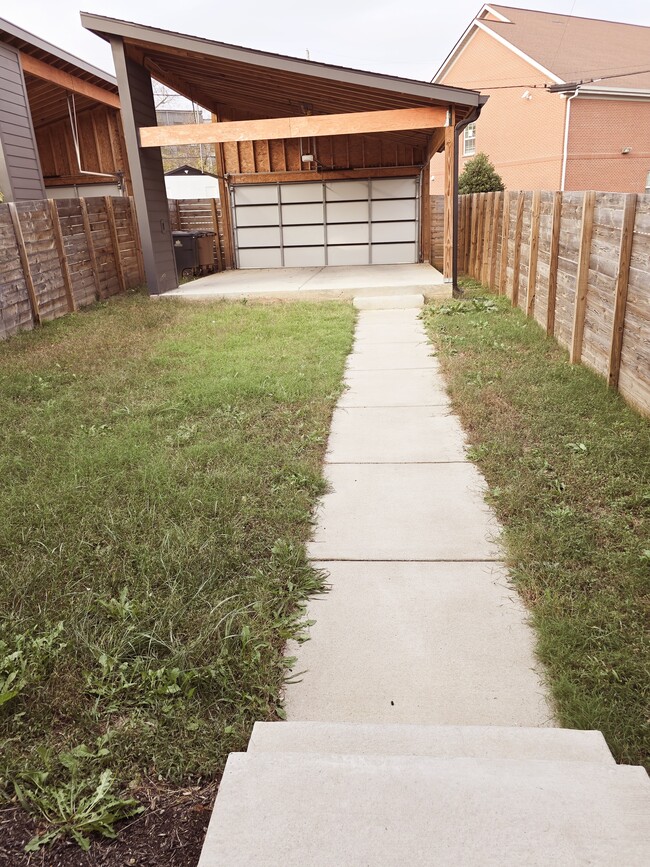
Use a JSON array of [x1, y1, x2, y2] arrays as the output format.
[[0, 294, 355, 848], [422, 280, 650, 769]]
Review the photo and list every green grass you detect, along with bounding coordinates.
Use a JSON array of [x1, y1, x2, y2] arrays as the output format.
[[0, 292, 355, 847], [422, 280, 650, 769]]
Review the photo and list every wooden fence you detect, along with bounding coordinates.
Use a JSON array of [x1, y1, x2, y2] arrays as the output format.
[[168, 198, 227, 271], [0, 196, 145, 341], [454, 190, 650, 417], [430, 195, 444, 272]]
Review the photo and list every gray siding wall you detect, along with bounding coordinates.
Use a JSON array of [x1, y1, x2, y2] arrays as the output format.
[[110, 38, 177, 294], [0, 43, 46, 202]]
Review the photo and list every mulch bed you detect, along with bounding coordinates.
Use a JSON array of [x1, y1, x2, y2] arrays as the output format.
[[0, 781, 219, 867]]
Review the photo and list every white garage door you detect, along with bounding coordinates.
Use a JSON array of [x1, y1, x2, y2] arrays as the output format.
[[233, 177, 420, 269]]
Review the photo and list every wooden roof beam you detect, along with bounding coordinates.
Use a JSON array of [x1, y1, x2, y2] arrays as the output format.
[[139, 105, 448, 147], [19, 52, 121, 109]]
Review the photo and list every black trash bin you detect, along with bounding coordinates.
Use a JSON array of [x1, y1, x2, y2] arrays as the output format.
[[172, 231, 216, 278]]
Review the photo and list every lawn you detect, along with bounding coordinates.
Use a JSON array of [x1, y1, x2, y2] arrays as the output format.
[[0, 293, 355, 858], [422, 281, 650, 770]]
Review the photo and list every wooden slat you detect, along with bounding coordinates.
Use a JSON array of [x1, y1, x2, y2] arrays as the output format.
[[19, 53, 121, 109], [499, 192, 510, 295], [443, 124, 455, 281], [607, 193, 637, 389], [140, 106, 447, 148], [79, 197, 102, 301], [546, 190, 562, 336], [48, 198, 76, 312], [488, 192, 501, 290], [570, 190, 596, 364], [526, 190, 541, 317], [511, 192, 525, 306], [480, 192, 492, 285], [7, 202, 41, 325], [104, 197, 127, 293], [129, 197, 146, 284]]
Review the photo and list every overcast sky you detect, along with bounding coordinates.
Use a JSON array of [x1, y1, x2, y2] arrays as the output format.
[[6, 0, 650, 83]]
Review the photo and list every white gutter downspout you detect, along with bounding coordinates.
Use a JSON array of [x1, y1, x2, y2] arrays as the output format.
[[560, 87, 580, 191]]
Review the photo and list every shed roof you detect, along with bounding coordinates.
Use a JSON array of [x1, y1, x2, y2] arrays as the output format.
[[81, 13, 485, 151]]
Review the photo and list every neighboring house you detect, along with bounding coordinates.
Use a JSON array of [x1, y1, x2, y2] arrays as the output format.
[[0, 16, 130, 201], [155, 107, 216, 174], [164, 164, 220, 199], [430, 5, 650, 193]]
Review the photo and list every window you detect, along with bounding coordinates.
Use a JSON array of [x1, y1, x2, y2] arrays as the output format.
[[463, 123, 476, 157]]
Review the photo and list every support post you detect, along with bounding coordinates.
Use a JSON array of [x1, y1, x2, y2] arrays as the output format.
[[607, 193, 637, 388], [105, 196, 127, 293], [526, 190, 541, 317], [546, 191, 562, 335], [8, 202, 40, 325], [570, 190, 596, 364], [443, 124, 455, 282]]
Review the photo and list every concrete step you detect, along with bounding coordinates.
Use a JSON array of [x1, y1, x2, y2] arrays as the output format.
[[198, 752, 650, 866], [353, 293, 424, 310], [248, 721, 616, 764]]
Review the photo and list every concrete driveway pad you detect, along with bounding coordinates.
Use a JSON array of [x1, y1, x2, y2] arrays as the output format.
[[326, 406, 467, 464], [309, 463, 499, 561]]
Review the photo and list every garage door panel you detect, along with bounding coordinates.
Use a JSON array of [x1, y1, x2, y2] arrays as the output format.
[[372, 198, 417, 221], [327, 222, 369, 244], [283, 224, 325, 246], [238, 248, 283, 268], [325, 180, 368, 201], [281, 183, 324, 203], [371, 178, 417, 199], [284, 246, 326, 266], [236, 204, 280, 227], [234, 185, 278, 205], [371, 243, 417, 264], [281, 202, 323, 225], [327, 200, 369, 223], [372, 221, 417, 243], [327, 245, 369, 265], [236, 226, 282, 248]]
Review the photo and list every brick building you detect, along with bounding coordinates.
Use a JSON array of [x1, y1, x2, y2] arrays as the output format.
[[430, 5, 650, 193]]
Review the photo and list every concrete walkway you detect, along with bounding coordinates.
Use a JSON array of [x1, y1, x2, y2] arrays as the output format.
[[163, 263, 447, 302], [285, 307, 553, 726]]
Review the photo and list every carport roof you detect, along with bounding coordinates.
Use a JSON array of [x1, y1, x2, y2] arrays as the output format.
[[81, 13, 486, 127]]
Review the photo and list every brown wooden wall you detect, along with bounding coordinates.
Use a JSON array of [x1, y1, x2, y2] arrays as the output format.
[[0, 196, 144, 340], [34, 106, 131, 192], [451, 189, 650, 418]]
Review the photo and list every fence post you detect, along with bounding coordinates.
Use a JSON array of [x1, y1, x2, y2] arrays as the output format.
[[511, 192, 525, 306], [8, 202, 41, 326], [570, 190, 596, 364], [470, 193, 479, 278], [105, 197, 127, 293], [48, 198, 76, 312], [481, 193, 492, 285], [488, 191, 500, 290], [546, 191, 562, 336], [607, 193, 637, 388], [499, 192, 510, 295], [79, 198, 102, 301], [526, 190, 541, 317]]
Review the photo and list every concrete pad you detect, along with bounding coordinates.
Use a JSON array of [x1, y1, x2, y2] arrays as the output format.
[[249, 722, 615, 764], [285, 561, 549, 726], [354, 309, 428, 344], [163, 263, 448, 303], [326, 406, 467, 463], [339, 369, 450, 408], [346, 341, 438, 370], [198, 752, 650, 866], [309, 463, 499, 561], [353, 294, 424, 310]]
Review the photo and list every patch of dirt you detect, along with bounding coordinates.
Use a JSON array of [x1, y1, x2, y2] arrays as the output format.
[[0, 780, 218, 867]]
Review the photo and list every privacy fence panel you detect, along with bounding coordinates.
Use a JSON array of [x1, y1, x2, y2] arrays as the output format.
[[448, 189, 650, 417], [0, 196, 146, 341]]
